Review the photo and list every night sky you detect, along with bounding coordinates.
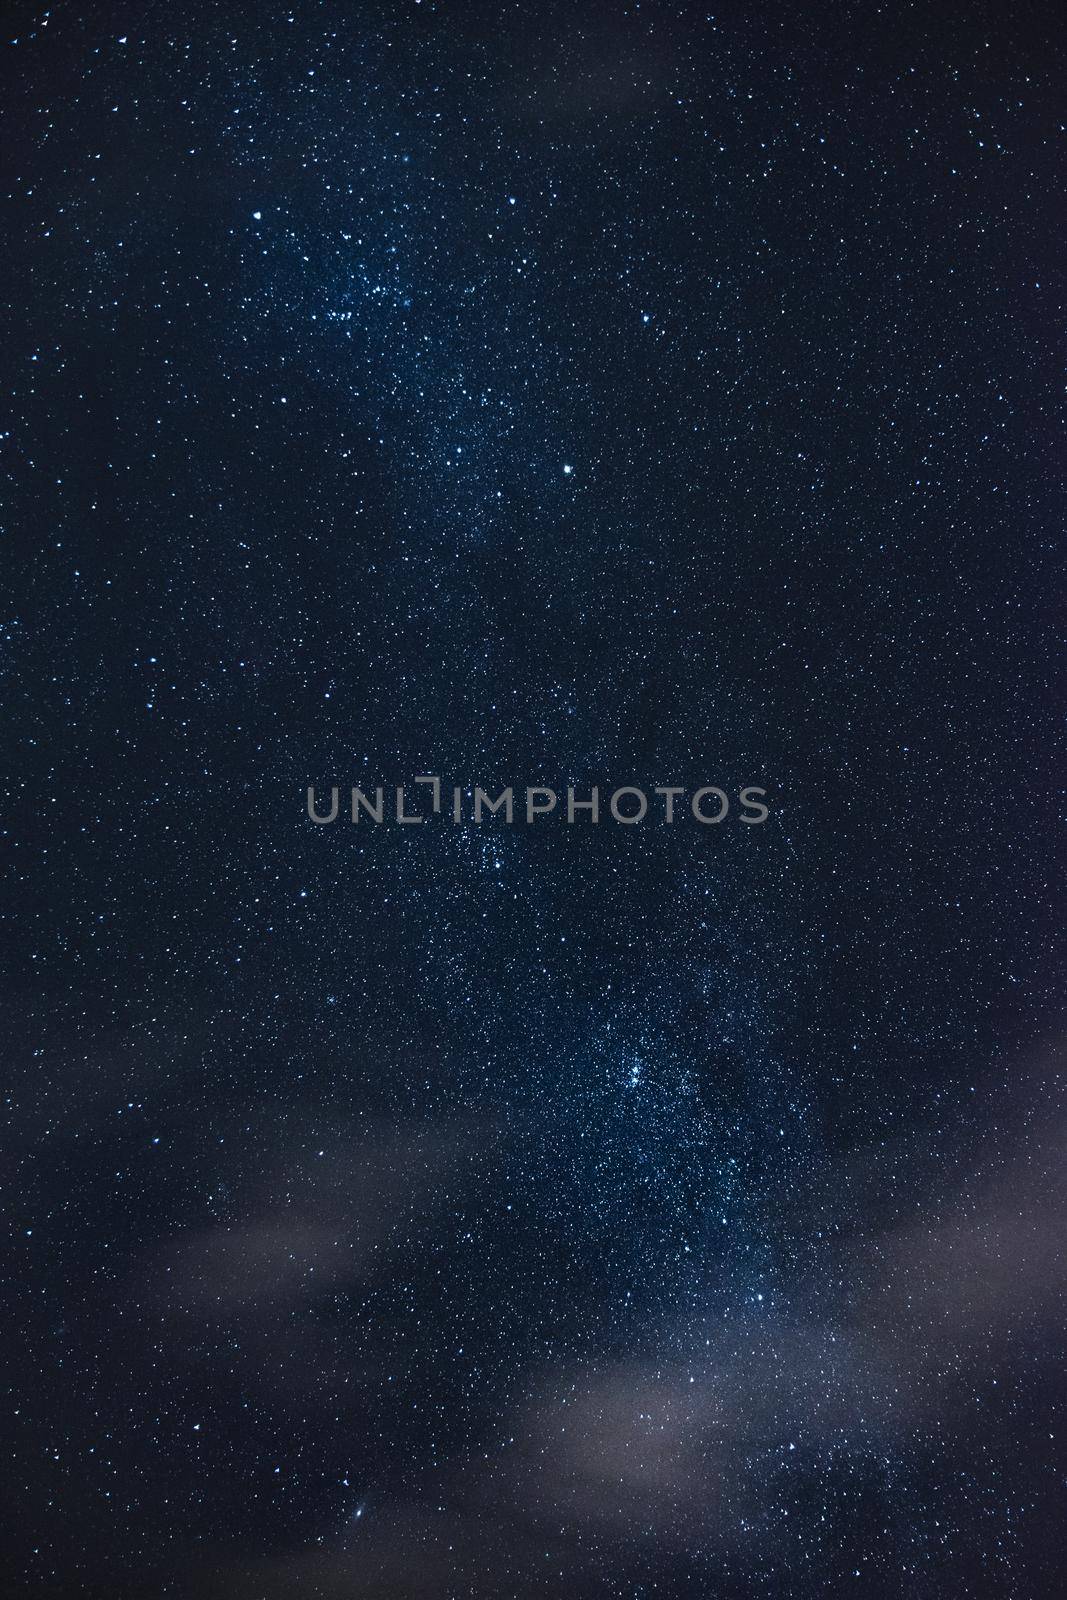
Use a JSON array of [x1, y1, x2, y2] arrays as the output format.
[[3, 2, 1065, 1596]]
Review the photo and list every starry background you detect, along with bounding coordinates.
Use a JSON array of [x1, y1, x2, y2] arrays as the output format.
[[2, 1, 1065, 1595]]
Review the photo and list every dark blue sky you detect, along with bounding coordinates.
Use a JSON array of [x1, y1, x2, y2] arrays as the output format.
[[3, 2, 1064, 1595]]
